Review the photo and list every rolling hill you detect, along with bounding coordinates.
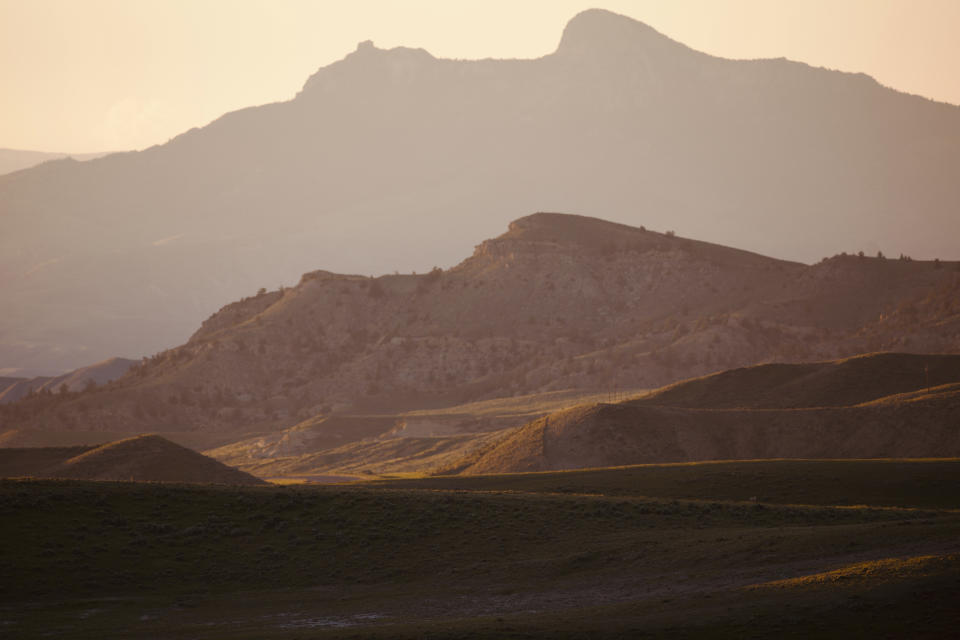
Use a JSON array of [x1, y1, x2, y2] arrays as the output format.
[[449, 353, 960, 474], [209, 353, 960, 479], [0, 434, 264, 484], [2, 8, 959, 374], [631, 352, 960, 409]]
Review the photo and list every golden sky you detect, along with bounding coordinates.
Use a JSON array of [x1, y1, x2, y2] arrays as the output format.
[[2, 0, 958, 152]]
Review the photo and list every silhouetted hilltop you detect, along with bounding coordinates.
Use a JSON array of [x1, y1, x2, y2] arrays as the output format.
[[556, 8, 702, 62], [0, 435, 264, 484], [2, 9, 959, 373]]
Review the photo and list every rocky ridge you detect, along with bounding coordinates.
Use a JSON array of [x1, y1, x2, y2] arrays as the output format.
[[1, 213, 957, 455]]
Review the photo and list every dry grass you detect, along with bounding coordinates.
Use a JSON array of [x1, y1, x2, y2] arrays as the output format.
[[370, 457, 960, 509], [747, 553, 960, 590], [2, 459, 959, 637], [402, 387, 649, 421]]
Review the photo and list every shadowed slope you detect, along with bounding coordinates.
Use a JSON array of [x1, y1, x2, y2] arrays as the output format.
[[459, 392, 960, 474], [632, 352, 960, 409], [453, 353, 960, 474], [0, 445, 94, 477], [7, 435, 265, 484]]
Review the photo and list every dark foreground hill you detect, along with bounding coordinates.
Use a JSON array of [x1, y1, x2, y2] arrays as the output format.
[[449, 353, 960, 474], [3, 8, 960, 374], [2, 471, 959, 637], [0, 435, 264, 484]]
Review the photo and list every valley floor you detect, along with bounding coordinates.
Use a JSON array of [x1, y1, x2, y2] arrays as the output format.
[[2, 459, 959, 638]]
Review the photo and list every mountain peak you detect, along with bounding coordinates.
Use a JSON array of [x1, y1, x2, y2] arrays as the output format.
[[299, 40, 437, 97], [506, 212, 643, 241], [555, 9, 690, 58], [466, 212, 665, 260]]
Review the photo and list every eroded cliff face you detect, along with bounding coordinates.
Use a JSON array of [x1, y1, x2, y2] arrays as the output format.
[[3, 213, 957, 449]]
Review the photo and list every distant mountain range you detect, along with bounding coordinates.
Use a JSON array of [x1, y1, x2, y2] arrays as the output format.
[[0, 357, 135, 404], [2, 8, 959, 374], [0, 148, 111, 177], [2, 213, 957, 455]]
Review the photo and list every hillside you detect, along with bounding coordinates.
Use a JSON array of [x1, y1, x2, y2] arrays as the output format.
[[208, 387, 648, 477], [2, 215, 957, 454], [0, 435, 264, 484], [0, 445, 94, 477], [3, 9, 959, 373], [214, 353, 960, 479], [450, 353, 960, 474], [0, 357, 136, 404], [232, 428, 514, 479], [632, 352, 960, 409]]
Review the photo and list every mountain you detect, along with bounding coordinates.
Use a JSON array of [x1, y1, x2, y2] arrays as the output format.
[[0, 148, 111, 177], [2, 213, 957, 454], [0, 357, 136, 404], [0, 434, 264, 484], [3, 9, 960, 373], [451, 353, 960, 474]]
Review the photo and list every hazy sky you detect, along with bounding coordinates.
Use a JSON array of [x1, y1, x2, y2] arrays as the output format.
[[2, 0, 959, 152]]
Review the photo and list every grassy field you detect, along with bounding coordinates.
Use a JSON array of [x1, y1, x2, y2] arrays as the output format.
[[369, 458, 960, 510], [2, 459, 959, 638]]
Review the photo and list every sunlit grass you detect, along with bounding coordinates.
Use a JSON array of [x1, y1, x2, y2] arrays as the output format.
[[401, 387, 649, 420], [747, 554, 960, 590]]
